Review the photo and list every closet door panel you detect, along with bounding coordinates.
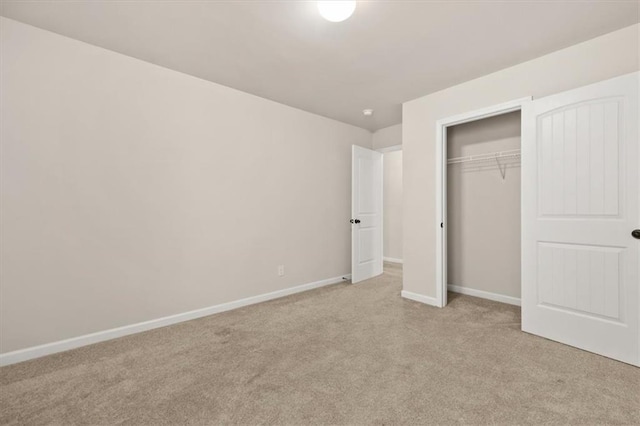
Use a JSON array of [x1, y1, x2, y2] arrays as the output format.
[[536, 242, 621, 320], [562, 108, 577, 215], [551, 112, 565, 215], [575, 105, 591, 215], [603, 101, 620, 216], [537, 99, 621, 218], [522, 72, 638, 366], [588, 103, 605, 214]]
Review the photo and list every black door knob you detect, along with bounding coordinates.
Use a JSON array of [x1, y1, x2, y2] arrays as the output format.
[[354, 219, 361, 224], [632, 229, 640, 240]]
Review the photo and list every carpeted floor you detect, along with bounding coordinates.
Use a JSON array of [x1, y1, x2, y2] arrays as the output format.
[[1, 263, 639, 425]]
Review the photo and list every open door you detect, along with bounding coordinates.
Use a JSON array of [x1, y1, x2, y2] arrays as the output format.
[[351, 145, 383, 283], [522, 72, 639, 366]]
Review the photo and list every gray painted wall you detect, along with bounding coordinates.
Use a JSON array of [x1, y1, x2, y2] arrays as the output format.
[[1, 18, 372, 353], [373, 124, 402, 150]]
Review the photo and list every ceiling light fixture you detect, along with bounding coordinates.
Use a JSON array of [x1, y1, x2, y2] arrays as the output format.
[[363, 109, 373, 116], [317, 1, 356, 23]]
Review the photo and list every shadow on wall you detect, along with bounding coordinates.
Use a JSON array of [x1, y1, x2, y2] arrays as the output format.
[[447, 111, 521, 154], [383, 150, 403, 262]]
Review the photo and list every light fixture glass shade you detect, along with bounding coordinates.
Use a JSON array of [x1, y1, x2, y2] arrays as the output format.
[[317, 1, 356, 23]]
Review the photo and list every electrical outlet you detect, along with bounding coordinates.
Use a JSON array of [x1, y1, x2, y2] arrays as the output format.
[[278, 265, 285, 276]]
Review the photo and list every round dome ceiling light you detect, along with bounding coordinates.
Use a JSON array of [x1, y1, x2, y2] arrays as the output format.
[[363, 109, 374, 116], [317, 1, 356, 23]]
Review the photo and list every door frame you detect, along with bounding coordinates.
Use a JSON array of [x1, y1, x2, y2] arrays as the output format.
[[435, 97, 532, 308], [376, 144, 402, 154]]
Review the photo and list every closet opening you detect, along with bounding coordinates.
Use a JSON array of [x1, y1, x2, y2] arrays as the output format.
[[435, 98, 530, 308], [380, 144, 403, 267], [447, 111, 521, 306]]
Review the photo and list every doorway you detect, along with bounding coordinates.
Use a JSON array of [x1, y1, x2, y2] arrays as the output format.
[[446, 111, 522, 306], [381, 145, 403, 265], [350, 143, 402, 283], [435, 98, 530, 308]]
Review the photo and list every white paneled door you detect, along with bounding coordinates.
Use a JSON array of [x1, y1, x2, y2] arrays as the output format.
[[522, 72, 639, 366], [351, 145, 383, 283]]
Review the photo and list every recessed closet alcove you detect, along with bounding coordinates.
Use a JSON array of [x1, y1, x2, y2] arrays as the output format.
[[446, 111, 522, 305]]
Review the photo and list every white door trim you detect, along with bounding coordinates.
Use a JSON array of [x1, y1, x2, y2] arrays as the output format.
[[376, 144, 402, 153], [435, 97, 532, 308]]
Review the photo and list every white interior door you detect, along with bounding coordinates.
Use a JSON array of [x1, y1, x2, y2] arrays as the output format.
[[522, 72, 639, 366], [352, 145, 383, 283]]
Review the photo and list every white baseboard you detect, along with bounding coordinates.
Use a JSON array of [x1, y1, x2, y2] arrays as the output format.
[[383, 257, 403, 264], [448, 284, 521, 306], [0, 274, 348, 367], [401, 290, 440, 307]]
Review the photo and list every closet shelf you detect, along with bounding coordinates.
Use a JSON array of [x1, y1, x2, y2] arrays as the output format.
[[447, 149, 521, 165]]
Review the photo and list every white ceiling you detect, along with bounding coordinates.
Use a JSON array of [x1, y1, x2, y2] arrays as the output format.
[[2, 1, 638, 131]]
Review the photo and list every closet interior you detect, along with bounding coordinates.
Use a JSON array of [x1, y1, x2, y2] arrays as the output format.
[[446, 111, 522, 305]]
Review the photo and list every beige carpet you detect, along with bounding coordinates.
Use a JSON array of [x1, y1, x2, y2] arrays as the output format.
[[1, 263, 639, 425]]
